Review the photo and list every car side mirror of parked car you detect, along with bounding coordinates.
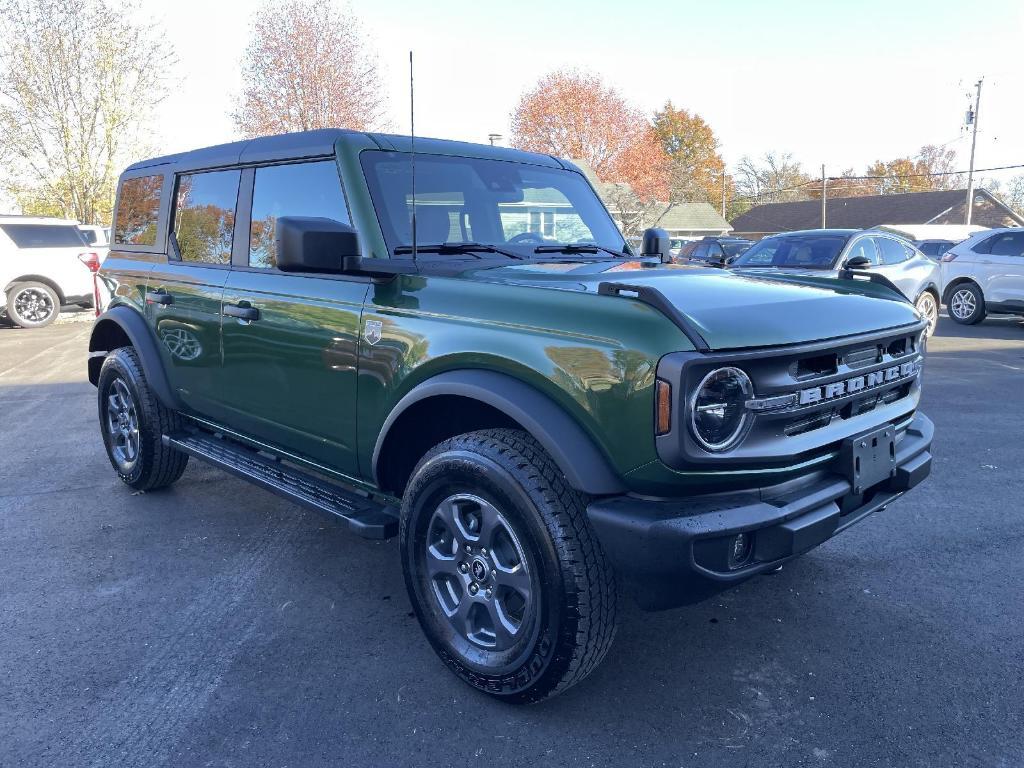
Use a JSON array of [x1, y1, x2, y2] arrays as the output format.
[[276, 216, 361, 274], [641, 227, 672, 262], [843, 254, 872, 270]]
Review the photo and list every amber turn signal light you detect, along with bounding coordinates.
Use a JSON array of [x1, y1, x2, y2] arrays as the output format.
[[655, 379, 672, 435]]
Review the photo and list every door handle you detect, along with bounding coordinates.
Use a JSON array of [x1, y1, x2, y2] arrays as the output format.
[[145, 291, 173, 305], [223, 303, 260, 321]]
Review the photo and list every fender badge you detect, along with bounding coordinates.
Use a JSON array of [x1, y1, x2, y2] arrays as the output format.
[[364, 319, 383, 345]]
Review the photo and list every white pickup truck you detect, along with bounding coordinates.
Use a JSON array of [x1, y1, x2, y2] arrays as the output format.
[[0, 216, 102, 328]]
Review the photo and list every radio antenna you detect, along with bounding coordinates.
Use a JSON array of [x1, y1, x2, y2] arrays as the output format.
[[409, 50, 417, 262]]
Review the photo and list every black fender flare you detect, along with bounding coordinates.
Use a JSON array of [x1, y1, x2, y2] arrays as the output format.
[[88, 305, 181, 409], [372, 370, 626, 496]]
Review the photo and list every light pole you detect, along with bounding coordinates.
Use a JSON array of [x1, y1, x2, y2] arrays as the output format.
[[965, 78, 983, 226]]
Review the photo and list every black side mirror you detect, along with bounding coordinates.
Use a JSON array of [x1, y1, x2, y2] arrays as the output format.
[[276, 216, 360, 273], [843, 254, 872, 270], [641, 227, 672, 262]]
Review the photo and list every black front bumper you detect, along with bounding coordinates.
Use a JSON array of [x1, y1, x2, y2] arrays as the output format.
[[587, 413, 933, 610]]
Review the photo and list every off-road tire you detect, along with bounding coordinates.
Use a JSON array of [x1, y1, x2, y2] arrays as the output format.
[[400, 428, 618, 704], [97, 347, 188, 490], [948, 282, 986, 325], [5, 282, 60, 328]]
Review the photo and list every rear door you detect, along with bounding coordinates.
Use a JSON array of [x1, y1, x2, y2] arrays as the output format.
[[147, 168, 240, 421], [219, 159, 368, 477], [873, 235, 930, 300], [981, 231, 1024, 308]]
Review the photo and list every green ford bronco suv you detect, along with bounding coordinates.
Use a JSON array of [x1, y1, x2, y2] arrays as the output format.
[[89, 129, 933, 702]]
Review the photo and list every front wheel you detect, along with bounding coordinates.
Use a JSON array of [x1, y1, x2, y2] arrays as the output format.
[[400, 429, 618, 703], [948, 283, 986, 325]]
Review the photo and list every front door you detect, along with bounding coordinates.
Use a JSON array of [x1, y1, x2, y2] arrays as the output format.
[[148, 168, 240, 422], [981, 230, 1024, 308], [218, 160, 368, 478]]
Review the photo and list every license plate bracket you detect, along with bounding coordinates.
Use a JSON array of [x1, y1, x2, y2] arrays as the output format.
[[841, 424, 897, 494]]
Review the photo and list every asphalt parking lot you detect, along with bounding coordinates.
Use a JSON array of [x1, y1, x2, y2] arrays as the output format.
[[1, 313, 1023, 768]]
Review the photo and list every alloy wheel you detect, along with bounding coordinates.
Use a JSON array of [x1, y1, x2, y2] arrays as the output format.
[[424, 493, 534, 651], [105, 378, 140, 469], [13, 287, 55, 324], [916, 293, 938, 335], [950, 288, 976, 320]]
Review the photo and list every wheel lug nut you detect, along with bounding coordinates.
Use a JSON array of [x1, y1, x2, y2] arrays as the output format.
[[464, 545, 472, 554], [469, 583, 479, 595], [481, 548, 488, 557], [458, 562, 468, 573], [485, 588, 492, 598]]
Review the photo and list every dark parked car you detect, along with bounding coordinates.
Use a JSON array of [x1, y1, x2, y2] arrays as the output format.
[[730, 229, 941, 336], [88, 130, 932, 703], [913, 239, 956, 259], [675, 236, 753, 265]]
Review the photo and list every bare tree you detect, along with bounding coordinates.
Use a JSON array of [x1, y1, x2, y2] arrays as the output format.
[[733, 152, 813, 208], [0, 0, 174, 223], [233, 0, 388, 138]]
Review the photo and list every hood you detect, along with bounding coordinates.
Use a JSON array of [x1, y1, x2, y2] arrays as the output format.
[[468, 261, 920, 351]]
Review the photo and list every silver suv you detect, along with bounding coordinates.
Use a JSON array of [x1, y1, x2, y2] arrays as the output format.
[[730, 229, 941, 335]]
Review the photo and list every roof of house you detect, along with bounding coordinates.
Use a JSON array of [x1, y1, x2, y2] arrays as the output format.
[[730, 188, 1023, 234], [650, 203, 731, 232]]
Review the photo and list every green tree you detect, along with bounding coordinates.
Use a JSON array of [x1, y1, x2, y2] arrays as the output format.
[[0, 0, 175, 223]]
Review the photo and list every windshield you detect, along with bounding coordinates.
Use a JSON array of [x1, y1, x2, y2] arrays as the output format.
[[721, 240, 752, 257], [361, 151, 627, 257], [731, 234, 849, 269]]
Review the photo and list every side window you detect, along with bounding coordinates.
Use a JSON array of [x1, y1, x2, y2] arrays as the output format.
[[249, 161, 350, 268], [173, 170, 240, 265], [989, 232, 1024, 257], [114, 175, 163, 246], [692, 243, 709, 260], [846, 238, 880, 265], [876, 237, 911, 265], [706, 242, 725, 260]]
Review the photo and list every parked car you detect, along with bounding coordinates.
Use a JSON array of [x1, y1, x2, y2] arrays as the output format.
[[730, 229, 941, 335], [77, 224, 110, 248], [0, 216, 101, 328], [913, 239, 956, 260], [675, 236, 753, 266], [668, 236, 698, 259], [940, 228, 1024, 324], [89, 129, 932, 703]]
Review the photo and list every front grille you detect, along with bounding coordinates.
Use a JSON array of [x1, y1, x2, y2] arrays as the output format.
[[655, 322, 925, 469]]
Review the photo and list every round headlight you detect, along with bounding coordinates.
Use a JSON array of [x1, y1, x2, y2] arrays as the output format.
[[690, 367, 753, 451]]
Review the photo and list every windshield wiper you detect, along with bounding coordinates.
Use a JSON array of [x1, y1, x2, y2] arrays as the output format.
[[393, 242, 525, 259], [533, 243, 630, 258]]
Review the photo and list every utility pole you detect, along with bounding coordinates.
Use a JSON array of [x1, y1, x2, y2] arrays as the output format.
[[965, 78, 983, 225], [487, 133, 503, 146], [821, 164, 827, 229], [721, 172, 727, 220]]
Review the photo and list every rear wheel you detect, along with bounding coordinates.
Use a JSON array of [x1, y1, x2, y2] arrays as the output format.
[[97, 347, 188, 490], [948, 282, 985, 325], [6, 282, 60, 328], [400, 429, 617, 703], [915, 291, 939, 336]]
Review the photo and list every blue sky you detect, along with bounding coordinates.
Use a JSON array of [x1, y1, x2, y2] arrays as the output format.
[[150, 0, 1023, 183]]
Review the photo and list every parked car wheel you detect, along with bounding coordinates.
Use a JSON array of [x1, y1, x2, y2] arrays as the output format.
[[400, 428, 617, 703], [97, 347, 189, 490], [5, 282, 60, 328], [914, 291, 939, 337], [948, 282, 986, 325]]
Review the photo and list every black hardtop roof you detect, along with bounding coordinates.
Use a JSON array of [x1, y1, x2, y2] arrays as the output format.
[[125, 128, 567, 174]]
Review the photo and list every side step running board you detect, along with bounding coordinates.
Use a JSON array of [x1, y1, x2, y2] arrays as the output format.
[[162, 432, 399, 540]]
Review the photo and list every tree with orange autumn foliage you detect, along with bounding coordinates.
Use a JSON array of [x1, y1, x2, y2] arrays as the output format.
[[652, 101, 729, 206], [510, 70, 669, 203], [232, 0, 387, 138]]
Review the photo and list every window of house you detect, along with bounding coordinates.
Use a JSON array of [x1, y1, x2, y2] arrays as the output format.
[[114, 175, 163, 246], [249, 161, 349, 268], [172, 170, 240, 265]]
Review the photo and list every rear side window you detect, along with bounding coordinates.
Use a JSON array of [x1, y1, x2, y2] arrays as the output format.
[[173, 170, 240, 265], [0, 223, 86, 248], [114, 175, 163, 246], [248, 161, 349, 268], [876, 237, 911, 265], [989, 232, 1024, 257]]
